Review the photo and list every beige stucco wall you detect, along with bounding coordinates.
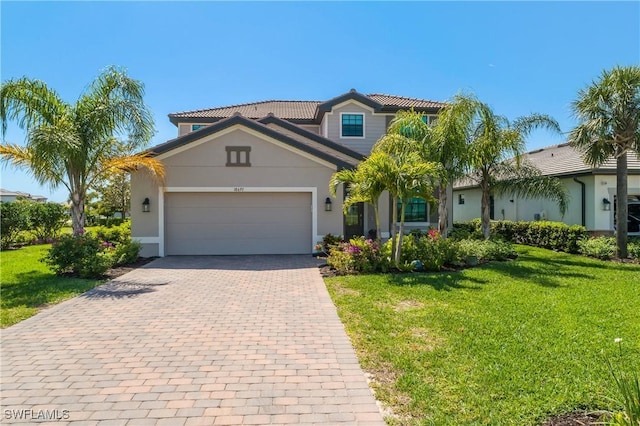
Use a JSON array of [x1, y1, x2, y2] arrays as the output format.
[[131, 126, 347, 256], [322, 101, 388, 155]]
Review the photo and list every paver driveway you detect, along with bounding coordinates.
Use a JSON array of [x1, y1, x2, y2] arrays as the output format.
[[1, 255, 385, 425]]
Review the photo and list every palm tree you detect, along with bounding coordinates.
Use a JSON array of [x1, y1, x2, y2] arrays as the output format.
[[569, 65, 640, 258], [0, 66, 165, 232], [466, 106, 567, 239], [329, 151, 391, 241], [373, 134, 441, 264], [430, 93, 484, 238]]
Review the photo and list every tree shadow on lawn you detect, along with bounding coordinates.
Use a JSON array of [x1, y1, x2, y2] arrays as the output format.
[[388, 272, 489, 291], [0, 271, 98, 309]]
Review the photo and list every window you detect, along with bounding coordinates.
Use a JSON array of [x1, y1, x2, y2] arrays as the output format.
[[458, 194, 465, 205], [226, 146, 251, 167], [341, 114, 364, 137], [192, 124, 206, 131], [397, 197, 429, 222]]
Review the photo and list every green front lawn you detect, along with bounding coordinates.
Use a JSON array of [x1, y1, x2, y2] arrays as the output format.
[[0, 245, 103, 327], [325, 245, 640, 425]]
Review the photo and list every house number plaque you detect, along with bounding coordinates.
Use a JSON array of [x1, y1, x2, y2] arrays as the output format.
[[233, 187, 245, 192]]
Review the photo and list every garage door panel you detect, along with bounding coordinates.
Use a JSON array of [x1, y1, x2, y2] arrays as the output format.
[[165, 192, 311, 255]]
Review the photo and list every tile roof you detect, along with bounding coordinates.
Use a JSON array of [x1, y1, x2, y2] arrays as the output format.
[[168, 92, 445, 124], [367, 93, 445, 110]]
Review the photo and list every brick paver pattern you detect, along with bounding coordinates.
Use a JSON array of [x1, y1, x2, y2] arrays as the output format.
[[1, 255, 385, 425]]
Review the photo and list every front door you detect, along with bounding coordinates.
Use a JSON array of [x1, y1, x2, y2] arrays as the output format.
[[344, 203, 364, 239]]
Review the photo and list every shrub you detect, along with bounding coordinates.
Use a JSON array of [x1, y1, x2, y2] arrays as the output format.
[[93, 220, 131, 245], [327, 237, 386, 274], [384, 230, 459, 271], [0, 201, 30, 249], [628, 240, 640, 260], [455, 220, 588, 253], [578, 237, 617, 260], [28, 202, 67, 241], [113, 239, 142, 266], [43, 230, 115, 278]]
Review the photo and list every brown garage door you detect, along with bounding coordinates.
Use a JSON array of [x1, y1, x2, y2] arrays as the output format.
[[165, 192, 311, 255]]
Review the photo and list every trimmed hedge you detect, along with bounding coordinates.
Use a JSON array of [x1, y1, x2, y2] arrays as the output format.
[[453, 220, 588, 254]]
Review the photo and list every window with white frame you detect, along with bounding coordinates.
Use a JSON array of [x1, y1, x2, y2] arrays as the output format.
[[341, 114, 364, 137], [191, 124, 206, 131]]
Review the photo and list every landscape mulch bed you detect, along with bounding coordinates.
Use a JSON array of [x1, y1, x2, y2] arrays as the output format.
[[542, 411, 606, 426]]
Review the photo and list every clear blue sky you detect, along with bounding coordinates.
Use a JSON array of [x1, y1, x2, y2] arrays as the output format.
[[1, 1, 639, 202]]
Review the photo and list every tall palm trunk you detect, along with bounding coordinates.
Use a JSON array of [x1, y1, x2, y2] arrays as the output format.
[[372, 201, 381, 241], [480, 183, 491, 240], [438, 182, 448, 238], [616, 150, 628, 258], [395, 201, 406, 264], [70, 191, 86, 233]]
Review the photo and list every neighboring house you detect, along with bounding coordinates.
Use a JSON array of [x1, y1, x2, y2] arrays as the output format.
[[0, 188, 47, 203], [452, 143, 640, 235], [131, 90, 446, 257]]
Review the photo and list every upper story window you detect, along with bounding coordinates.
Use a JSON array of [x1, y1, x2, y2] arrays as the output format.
[[192, 124, 206, 131], [226, 146, 251, 167], [341, 113, 364, 138]]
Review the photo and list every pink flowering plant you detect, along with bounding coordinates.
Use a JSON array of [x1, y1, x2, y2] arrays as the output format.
[[327, 237, 386, 274]]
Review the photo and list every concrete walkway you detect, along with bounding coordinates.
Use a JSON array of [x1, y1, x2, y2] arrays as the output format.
[[1, 256, 385, 425]]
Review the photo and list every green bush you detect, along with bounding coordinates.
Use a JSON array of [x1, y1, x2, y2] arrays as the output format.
[[455, 239, 517, 263], [28, 202, 67, 241], [0, 201, 30, 249], [327, 237, 386, 274], [455, 220, 588, 253], [43, 231, 115, 278], [628, 240, 640, 260], [578, 237, 617, 260], [113, 239, 142, 266], [92, 220, 131, 244]]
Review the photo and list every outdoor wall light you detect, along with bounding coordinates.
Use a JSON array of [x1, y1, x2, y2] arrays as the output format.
[[602, 198, 611, 211], [325, 197, 333, 212], [142, 198, 150, 213]]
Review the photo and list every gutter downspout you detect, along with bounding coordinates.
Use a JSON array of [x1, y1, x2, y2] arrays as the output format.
[[573, 177, 586, 227]]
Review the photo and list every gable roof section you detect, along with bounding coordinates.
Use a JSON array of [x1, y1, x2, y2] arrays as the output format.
[[168, 91, 445, 125], [454, 143, 640, 189], [150, 113, 359, 170], [257, 114, 365, 161]]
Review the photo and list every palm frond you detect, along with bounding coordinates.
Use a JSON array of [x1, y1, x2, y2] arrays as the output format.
[[0, 78, 69, 136]]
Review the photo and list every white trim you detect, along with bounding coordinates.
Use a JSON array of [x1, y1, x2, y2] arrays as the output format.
[[332, 99, 376, 113], [159, 186, 318, 256], [340, 112, 365, 139], [157, 124, 336, 170], [158, 187, 165, 257]]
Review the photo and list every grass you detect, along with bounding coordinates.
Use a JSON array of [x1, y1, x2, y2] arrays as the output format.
[[325, 245, 640, 425], [0, 244, 104, 327]]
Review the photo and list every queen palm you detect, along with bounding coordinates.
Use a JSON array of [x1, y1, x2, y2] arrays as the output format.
[[466, 106, 568, 239], [372, 133, 441, 263], [0, 66, 165, 232], [329, 151, 392, 242], [569, 65, 640, 258]]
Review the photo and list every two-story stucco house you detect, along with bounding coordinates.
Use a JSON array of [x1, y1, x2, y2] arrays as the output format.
[[131, 90, 446, 257]]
